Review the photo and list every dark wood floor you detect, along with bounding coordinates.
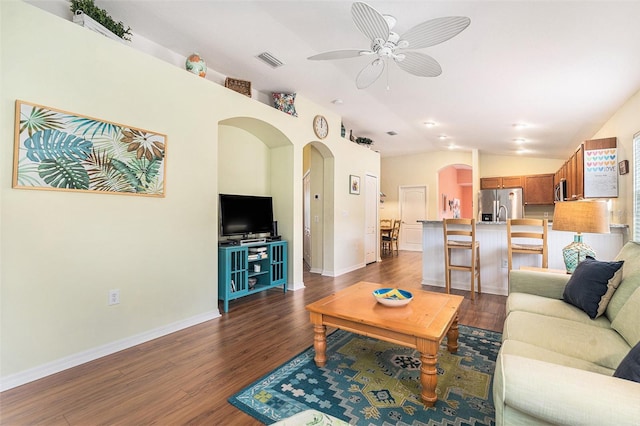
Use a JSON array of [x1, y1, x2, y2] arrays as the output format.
[[0, 251, 506, 425]]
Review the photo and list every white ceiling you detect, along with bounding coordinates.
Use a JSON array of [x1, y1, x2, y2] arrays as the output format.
[[28, 1, 640, 159]]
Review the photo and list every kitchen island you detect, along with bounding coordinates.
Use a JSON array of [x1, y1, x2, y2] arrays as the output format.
[[420, 220, 629, 296]]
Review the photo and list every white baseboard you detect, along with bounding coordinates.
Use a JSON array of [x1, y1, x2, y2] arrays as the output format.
[[421, 279, 507, 296], [0, 310, 220, 392], [327, 262, 366, 277], [288, 280, 306, 291]]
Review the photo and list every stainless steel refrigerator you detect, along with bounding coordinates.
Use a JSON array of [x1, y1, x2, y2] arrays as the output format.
[[478, 188, 524, 222]]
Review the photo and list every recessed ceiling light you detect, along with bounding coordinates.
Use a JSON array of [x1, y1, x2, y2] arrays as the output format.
[[424, 121, 436, 127], [439, 135, 448, 140], [513, 138, 526, 144], [387, 131, 398, 136], [331, 99, 343, 105], [448, 144, 456, 150], [512, 123, 528, 129]]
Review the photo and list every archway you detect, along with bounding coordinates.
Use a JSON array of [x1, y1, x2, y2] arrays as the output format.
[[437, 164, 473, 219], [302, 141, 335, 275], [218, 116, 298, 285]]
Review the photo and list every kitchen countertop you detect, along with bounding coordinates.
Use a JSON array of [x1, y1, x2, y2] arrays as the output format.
[[418, 220, 628, 229]]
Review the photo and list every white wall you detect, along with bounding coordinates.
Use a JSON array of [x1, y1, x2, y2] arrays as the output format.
[[381, 150, 473, 221], [479, 154, 564, 177], [0, 1, 379, 388], [591, 88, 640, 230]]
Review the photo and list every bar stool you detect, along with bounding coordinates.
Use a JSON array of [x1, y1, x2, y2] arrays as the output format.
[[507, 218, 548, 271], [443, 218, 481, 301]]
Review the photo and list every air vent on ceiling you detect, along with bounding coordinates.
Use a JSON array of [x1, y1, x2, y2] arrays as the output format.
[[386, 131, 398, 136], [257, 52, 284, 68]]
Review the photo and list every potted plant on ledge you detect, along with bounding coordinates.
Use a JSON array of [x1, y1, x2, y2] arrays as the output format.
[[355, 137, 374, 147], [71, 0, 132, 42]]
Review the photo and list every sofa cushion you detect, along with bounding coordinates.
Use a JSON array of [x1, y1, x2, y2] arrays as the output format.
[[562, 257, 624, 319], [507, 293, 612, 328], [610, 287, 640, 347], [503, 311, 630, 369], [613, 341, 640, 382], [500, 339, 614, 375], [608, 241, 640, 322]]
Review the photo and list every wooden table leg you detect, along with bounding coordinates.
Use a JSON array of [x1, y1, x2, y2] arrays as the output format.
[[309, 310, 328, 368], [417, 339, 439, 407], [312, 324, 327, 366], [447, 314, 459, 354]]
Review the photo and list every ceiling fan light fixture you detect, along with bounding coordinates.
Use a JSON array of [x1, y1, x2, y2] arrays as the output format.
[[310, 2, 469, 89]]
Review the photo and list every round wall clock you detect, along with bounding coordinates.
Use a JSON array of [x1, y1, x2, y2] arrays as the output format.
[[313, 115, 329, 139]]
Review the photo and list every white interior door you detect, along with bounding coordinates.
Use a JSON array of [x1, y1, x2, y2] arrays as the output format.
[[303, 172, 311, 266], [399, 185, 427, 251], [365, 174, 378, 264]]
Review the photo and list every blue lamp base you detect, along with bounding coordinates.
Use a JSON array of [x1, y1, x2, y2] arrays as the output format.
[[562, 234, 595, 274]]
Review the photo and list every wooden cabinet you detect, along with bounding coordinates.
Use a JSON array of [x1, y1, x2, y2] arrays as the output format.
[[482, 174, 555, 205], [218, 241, 287, 312], [524, 174, 554, 205], [480, 176, 522, 189], [560, 145, 584, 200]]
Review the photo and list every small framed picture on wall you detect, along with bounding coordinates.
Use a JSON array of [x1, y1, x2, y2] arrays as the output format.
[[619, 160, 629, 175], [349, 175, 360, 195]]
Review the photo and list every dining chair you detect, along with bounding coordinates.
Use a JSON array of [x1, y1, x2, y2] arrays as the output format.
[[443, 218, 481, 301], [381, 219, 401, 255]]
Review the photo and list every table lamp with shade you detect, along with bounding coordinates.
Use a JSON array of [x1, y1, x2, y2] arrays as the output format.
[[552, 200, 610, 273]]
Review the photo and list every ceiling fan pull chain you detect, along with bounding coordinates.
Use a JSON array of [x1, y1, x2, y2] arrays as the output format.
[[386, 58, 390, 90]]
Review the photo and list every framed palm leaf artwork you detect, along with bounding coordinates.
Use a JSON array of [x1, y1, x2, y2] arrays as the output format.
[[13, 100, 166, 197]]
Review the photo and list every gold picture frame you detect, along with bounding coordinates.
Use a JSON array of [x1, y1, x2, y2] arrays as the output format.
[[13, 100, 167, 197]]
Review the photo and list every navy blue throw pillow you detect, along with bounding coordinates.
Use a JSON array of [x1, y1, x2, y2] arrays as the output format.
[[614, 342, 640, 383], [562, 256, 624, 319]]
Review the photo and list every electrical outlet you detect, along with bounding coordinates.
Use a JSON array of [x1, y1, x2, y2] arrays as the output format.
[[501, 259, 508, 269], [108, 289, 120, 305]]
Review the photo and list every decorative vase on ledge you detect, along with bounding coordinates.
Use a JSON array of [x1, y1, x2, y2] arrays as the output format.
[[186, 53, 207, 78]]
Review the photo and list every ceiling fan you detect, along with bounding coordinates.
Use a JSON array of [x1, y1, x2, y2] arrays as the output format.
[[308, 2, 470, 89]]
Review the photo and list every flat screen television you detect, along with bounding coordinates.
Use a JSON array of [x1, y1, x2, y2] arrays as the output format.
[[219, 194, 274, 237]]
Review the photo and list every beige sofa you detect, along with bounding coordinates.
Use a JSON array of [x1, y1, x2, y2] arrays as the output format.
[[494, 241, 640, 425]]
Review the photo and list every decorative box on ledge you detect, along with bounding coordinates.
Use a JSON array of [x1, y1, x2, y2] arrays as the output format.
[[72, 11, 124, 44], [225, 77, 252, 98]]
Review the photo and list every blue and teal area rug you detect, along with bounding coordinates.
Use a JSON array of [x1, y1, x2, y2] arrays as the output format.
[[229, 325, 502, 425]]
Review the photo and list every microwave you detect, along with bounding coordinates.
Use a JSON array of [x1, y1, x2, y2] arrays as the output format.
[[554, 179, 567, 202]]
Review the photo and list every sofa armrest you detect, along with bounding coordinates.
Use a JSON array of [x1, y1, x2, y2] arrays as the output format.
[[496, 354, 640, 426], [508, 270, 570, 299]]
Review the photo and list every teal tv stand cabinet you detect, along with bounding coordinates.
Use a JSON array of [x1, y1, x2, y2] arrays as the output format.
[[218, 240, 287, 312]]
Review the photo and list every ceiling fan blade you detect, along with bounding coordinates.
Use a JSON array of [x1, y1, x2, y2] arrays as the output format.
[[351, 2, 389, 42], [400, 16, 470, 49], [356, 58, 385, 89], [395, 51, 442, 77], [308, 49, 368, 60]]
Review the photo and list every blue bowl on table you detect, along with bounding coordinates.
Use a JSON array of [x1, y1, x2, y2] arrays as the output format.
[[372, 288, 413, 307]]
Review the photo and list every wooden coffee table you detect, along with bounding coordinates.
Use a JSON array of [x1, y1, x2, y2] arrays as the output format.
[[305, 281, 464, 407]]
